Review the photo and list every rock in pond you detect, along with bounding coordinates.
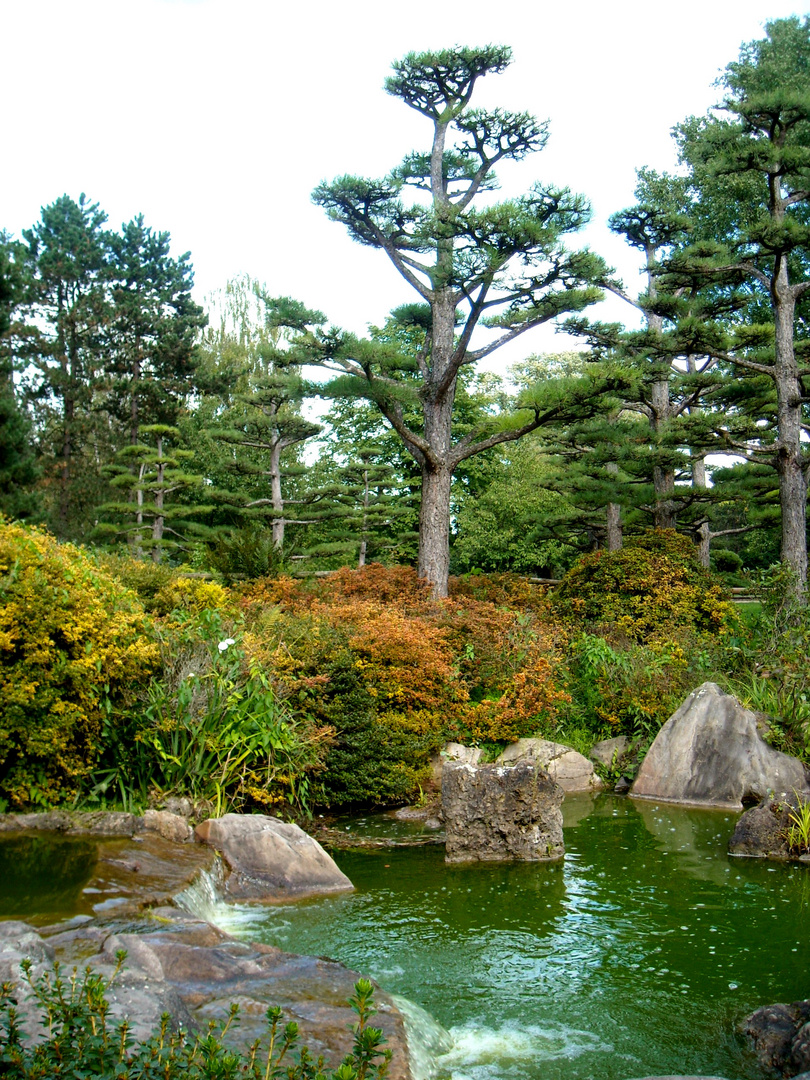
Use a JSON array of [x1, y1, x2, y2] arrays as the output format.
[[728, 795, 810, 861], [743, 999, 810, 1077], [442, 760, 564, 862], [497, 738, 603, 792], [195, 814, 353, 900], [631, 682, 810, 808]]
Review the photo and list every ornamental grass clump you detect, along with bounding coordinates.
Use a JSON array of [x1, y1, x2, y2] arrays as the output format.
[[0, 521, 158, 808]]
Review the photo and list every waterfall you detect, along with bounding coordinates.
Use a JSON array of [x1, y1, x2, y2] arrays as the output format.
[[390, 995, 453, 1080], [175, 856, 227, 924]]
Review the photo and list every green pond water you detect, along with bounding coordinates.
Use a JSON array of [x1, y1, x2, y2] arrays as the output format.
[[197, 796, 810, 1080]]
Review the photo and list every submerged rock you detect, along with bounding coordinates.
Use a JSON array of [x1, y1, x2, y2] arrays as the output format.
[[195, 814, 354, 900], [497, 738, 603, 792], [442, 760, 564, 862], [631, 682, 810, 808]]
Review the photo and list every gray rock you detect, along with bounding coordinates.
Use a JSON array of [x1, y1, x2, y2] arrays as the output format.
[[430, 742, 481, 784], [195, 814, 354, 900], [2, 918, 410, 1080], [497, 738, 603, 792], [743, 1000, 810, 1076], [0, 810, 141, 835], [631, 682, 810, 808], [143, 809, 194, 843], [590, 736, 633, 768], [442, 760, 564, 862], [728, 797, 793, 859]]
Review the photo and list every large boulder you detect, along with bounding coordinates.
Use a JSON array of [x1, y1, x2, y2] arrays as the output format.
[[195, 814, 353, 900], [631, 682, 810, 808], [743, 1000, 810, 1077], [496, 738, 603, 792], [442, 760, 564, 862]]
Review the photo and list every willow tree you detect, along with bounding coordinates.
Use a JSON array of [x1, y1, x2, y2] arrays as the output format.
[[311, 46, 607, 596]]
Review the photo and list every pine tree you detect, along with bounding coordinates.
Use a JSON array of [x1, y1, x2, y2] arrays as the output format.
[[309, 46, 608, 596], [22, 194, 109, 535]]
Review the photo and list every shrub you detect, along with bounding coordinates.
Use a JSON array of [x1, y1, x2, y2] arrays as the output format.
[[550, 530, 734, 641], [0, 956, 392, 1080], [0, 522, 158, 807]]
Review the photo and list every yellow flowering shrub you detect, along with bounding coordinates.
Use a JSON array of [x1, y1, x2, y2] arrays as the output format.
[[0, 522, 159, 807]]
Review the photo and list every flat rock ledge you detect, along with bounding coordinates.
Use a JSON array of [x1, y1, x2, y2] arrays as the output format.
[[631, 682, 810, 809], [0, 915, 409, 1080], [442, 760, 564, 863]]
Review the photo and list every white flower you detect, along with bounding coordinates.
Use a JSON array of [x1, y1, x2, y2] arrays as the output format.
[[217, 638, 237, 652]]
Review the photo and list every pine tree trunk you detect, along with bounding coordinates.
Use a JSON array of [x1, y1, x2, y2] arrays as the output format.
[[692, 455, 710, 568], [773, 272, 808, 592], [151, 435, 165, 563], [605, 461, 622, 550], [417, 462, 452, 596], [269, 439, 284, 549]]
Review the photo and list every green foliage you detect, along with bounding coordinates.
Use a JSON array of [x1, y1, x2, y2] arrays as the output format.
[[786, 798, 810, 856], [560, 631, 717, 739], [0, 957, 391, 1080], [726, 564, 810, 759], [550, 530, 734, 641], [0, 521, 158, 807], [92, 609, 331, 816]]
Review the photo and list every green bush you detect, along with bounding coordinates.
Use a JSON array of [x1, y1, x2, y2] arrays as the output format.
[[550, 530, 734, 641], [0, 955, 392, 1080], [0, 522, 158, 808]]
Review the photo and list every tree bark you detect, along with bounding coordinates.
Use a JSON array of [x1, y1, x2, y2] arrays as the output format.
[[417, 463, 452, 596], [605, 461, 622, 550], [269, 437, 284, 549], [773, 268, 808, 591], [151, 435, 165, 563]]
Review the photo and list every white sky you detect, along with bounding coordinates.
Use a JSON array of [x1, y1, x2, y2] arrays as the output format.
[[3, 0, 807, 369]]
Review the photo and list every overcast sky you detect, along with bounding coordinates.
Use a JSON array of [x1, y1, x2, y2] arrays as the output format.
[[3, 0, 807, 365]]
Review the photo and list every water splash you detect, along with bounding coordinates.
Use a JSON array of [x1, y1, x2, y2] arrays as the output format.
[[175, 857, 227, 924], [390, 995, 453, 1080], [438, 1020, 612, 1078]]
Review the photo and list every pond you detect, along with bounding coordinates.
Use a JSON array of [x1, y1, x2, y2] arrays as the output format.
[[197, 795, 810, 1080]]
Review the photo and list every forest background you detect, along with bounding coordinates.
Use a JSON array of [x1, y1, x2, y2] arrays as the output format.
[[2, 14, 810, 815]]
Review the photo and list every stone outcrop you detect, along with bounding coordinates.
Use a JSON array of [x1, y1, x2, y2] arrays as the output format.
[[0, 810, 141, 835], [143, 809, 194, 843], [496, 738, 603, 792], [195, 814, 353, 900], [631, 682, 810, 808], [743, 999, 810, 1078], [0, 915, 410, 1080], [442, 760, 564, 862]]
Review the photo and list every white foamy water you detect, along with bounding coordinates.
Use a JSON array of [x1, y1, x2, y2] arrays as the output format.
[[438, 1020, 612, 1079]]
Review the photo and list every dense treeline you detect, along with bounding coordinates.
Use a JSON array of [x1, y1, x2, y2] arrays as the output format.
[[1, 20, 810, 812], [2, 20, 809, 595]]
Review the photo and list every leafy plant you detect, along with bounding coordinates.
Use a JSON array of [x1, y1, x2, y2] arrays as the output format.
[[0, 954, 392, 1080], [786, 797, 810, 856]]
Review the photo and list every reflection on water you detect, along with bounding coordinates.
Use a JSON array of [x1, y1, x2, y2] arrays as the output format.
[[0, 833, 96, 917], [213, 797, 810, 1080]]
